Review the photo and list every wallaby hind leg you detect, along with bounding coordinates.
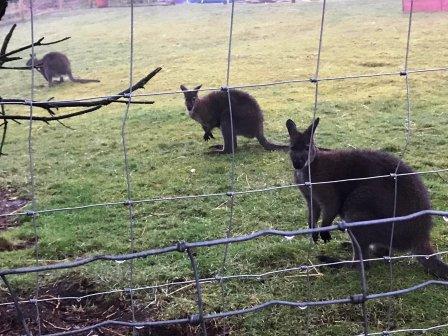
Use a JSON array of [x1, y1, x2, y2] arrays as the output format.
[[212, 117, 236, 154], [414, 240, 448, 279], [318, 225, 372, 270], [318, 206, 375, 271], [44, 68, 54, 87], [349, 231, 372, 270]]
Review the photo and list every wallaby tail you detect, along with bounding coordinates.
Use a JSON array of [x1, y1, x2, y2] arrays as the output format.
[[415, 240, 448, 280], [71, 78, 100, 84], [257, 135, 289, 151], [68, 73, 100, 84]]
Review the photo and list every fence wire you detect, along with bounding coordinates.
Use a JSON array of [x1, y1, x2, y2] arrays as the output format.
[[1, 0, 448, 335]]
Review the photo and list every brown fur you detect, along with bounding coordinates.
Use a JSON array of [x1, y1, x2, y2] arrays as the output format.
[[286, 118, 448, 279], [26, 52, 100, 87], [180, 85, 288, 154]]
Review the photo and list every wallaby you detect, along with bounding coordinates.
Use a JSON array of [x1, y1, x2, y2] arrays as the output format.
[[180, 85, 288, 154], [286, 117, 448, 279], [26, 52, 100, 87]]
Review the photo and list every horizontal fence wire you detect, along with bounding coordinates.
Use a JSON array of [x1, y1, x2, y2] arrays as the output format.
[[4, 279, 448, 336], [2, 249, 448, 308], [1, 210, 447, 276], [1, 167, 447, 219], [0, 66, 448, 107]]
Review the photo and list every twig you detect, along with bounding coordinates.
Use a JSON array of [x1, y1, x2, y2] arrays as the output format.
[[42, 319, 70, 331], [0, 98, 7, 156], [100, 327, 126, 336]]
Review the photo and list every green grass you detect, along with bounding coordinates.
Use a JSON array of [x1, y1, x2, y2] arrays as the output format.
[[1, 0, 448, 334]]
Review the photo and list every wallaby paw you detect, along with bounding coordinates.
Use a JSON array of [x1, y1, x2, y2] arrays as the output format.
[[317, 255, 344, 269], [320, 231, 332, 243], [207, 149, 231, 155], [340, 241, 353, 251], [203, 132, 214, 141], [208, 144, 223, 150], [312, 232, 319, 244]]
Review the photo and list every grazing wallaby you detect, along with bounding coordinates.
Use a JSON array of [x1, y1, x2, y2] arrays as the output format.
[[180, 85, 288, 154], [26, 52, 100, 87], [286, 118, 448, 279]]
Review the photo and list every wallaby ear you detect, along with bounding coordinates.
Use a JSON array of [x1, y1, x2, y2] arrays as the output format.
[[286, 119, 298, 138], [194, 84, 202, 91], [180, 84, 187, 91], [304, 117, 320, 137]]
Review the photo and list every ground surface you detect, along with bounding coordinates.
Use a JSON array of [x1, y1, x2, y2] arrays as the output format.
[[0, 0, 448, 335]]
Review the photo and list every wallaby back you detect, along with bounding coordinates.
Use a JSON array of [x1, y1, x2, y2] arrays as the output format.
[[286, 118, 448, 279]]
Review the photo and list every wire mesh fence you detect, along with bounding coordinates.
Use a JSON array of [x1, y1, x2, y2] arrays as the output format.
[[1, 0, 448, 335]]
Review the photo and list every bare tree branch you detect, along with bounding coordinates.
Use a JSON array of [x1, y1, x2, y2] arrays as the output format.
[[0, 97, 7, 156], [0, 21, 161, 157], [0, 67, 162, 122]]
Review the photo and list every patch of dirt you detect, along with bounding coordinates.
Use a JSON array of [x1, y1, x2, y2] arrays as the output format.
[[0, 188, 28, 231], [0, 236, 36, 252], [0, 275, 227, 336]]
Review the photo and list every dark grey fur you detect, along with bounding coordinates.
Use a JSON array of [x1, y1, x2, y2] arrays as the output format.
[[180, 85, 288, 154], [286, 117, 448, 279], [26, 52, 100, 87]]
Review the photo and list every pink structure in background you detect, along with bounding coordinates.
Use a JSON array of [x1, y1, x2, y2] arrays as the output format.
[[403, 0, 448, 12]]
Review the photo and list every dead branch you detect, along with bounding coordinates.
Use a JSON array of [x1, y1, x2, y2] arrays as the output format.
[[0, 66, 162, 122], [0, 67, 161, 157], [0, 0, 7, 22], [0, 100, 7, 156]]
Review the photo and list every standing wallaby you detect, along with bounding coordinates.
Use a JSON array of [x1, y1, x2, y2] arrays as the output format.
[[180, 85, 288, 154], [286, 118, 448, 279], [26, 52, 100, 87]]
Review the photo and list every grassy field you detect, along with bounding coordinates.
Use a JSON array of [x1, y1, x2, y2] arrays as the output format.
[[1, 0, 448, 334]]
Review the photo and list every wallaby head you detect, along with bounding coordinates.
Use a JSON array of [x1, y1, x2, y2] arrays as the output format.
[[180, 84, 202, 114], [286, 118, 320, 170], [26, 53, 38, 67]]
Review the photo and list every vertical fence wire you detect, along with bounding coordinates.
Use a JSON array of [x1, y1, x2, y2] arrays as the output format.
[[121, 0, 137, 332], [1, 274, 31, 336], [304, 0, 327, 333], [28, 0, 42, 334], [386, 0, 414, 330], [186, 247, 208, 336], [219, 0, 237, 317], [0, 102, 7, 156], [347, 229, 370, 335]]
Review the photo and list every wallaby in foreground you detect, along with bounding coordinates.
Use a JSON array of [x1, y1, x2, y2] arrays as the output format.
[[286, 117, 448, 279], [180, 85, 288, 154], [26, 52, 100, 87]]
